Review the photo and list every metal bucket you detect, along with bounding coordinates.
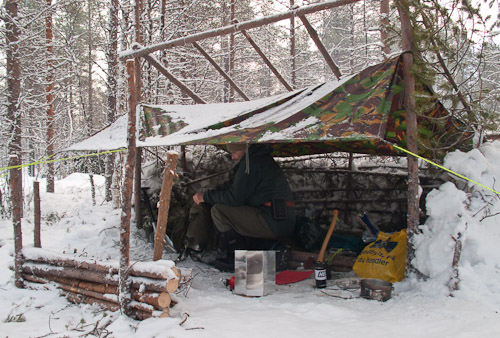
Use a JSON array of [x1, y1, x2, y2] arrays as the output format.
[[234, 250, 276, 297], [360, 278, 392, 301]]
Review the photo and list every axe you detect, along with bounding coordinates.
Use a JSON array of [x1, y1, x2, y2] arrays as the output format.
[[317, 210, 339, 263]]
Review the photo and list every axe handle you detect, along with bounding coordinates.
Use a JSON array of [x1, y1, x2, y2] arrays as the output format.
[[317, 210, 339, 263]]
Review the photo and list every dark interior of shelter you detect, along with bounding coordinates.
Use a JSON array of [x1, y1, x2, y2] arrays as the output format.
[[137, 146, 447, 272]]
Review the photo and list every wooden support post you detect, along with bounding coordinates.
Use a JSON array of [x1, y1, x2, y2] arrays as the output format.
[[344, 153, 353, 224], [299, 15, 342, 79], [396, 1, 420, 276], [135, 148, 142, 228], [240, 26, 293, 92], [121, 0, 362, 60], [34, 181, 41, 248], [153, 152, 179, 261], [192, 41, 250, 101], [142, 53, 206, 104], [119, 59, 138, 315]]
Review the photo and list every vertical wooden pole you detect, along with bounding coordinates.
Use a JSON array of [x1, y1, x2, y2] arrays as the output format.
[[153, 152, 179, 261], [397, 1, 420, 275], [34, 181, 41, 248], [119, 60, 138, 315], [135, 148, 142, 228], [344, 152, 354, 224]]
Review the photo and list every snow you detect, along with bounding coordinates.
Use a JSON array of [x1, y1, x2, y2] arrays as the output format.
[[66, 73, 358, 152], [2, 143, 500, 337], [66, 90, 302, 151]]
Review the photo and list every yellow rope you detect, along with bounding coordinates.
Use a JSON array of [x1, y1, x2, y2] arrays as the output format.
[[3, 143, 498, 196], [0, 148, 126, 173], [392, 144, 500, 196]]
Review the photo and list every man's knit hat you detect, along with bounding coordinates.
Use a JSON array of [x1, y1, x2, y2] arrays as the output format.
[[226, 143, 247, 152]]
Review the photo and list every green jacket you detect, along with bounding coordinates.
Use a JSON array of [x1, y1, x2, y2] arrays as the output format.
[[203, 144, 296, 237]]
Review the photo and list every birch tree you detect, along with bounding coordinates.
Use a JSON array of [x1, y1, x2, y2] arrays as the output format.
[[104, 0, 119, 202]]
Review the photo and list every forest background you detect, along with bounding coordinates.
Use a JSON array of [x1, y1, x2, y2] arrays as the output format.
[[0, 0, 499, 216]]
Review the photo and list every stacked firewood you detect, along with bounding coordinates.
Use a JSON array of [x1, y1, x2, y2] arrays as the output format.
[[20, 248, 191, 320]]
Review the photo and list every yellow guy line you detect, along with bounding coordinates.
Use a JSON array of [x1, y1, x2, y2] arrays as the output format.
[[393, 144, 500, 196], [0, 148, 126, 173]]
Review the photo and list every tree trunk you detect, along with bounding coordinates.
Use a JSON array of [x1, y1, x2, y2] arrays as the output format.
[[105, 0, 119, 202], [380, 0, 390, 58], [134, 0, 143, 228], [6, 0, 24, 289], [396, 1, 420, 276], [87, 0, 94, 136], [119, 60, 138, 315], [135, 0, 143, 100], [46, 0, 55, 193], [229, 0, 235, 102]]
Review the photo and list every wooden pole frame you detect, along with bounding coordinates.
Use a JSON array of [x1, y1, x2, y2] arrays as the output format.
[[299, 15, 342, 80], [34, 181, 41, 248], [153, 152, 179, 261], [119, 0, 362, 60], [192, 41, 250, 101], [142, 53, 206, 104], [240, 28, 293, 92], [396, 1, 420, 275]]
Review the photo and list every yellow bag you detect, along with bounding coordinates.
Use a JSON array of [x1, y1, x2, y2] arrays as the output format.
[[352, 230, 407, 283]]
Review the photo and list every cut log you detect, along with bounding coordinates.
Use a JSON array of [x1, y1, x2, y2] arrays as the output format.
[[166, 278, 179, 293], [58, 282, 118, 305], [157, 292, 172, 308], [160, 308, 170, 318], [22, 263, 171, 293], [172, 266, 181, 279], [23, 272, 171, 311], [22, 251, 178, 280], [63, 290, 153, 320]]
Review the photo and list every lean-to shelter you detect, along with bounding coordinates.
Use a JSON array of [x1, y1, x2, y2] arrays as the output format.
[[16, 0, 473, 318]]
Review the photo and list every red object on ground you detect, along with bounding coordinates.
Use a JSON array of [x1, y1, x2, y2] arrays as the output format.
[[275, 270, 314, 285], [229, 276, 235, 290]]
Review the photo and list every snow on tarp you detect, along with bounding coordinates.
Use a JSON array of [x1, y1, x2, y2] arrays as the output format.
[[66, 89, 303, 152], [66, 55, 468, 157]]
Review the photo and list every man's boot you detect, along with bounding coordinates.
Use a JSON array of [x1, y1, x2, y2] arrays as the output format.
[[211, 230, 246, 272]]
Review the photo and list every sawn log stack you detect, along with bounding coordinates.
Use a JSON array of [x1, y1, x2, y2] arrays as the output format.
[[20, 247, 190, 320]]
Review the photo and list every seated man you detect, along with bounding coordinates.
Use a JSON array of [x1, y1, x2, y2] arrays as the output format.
[[180, 143, 296, 270]]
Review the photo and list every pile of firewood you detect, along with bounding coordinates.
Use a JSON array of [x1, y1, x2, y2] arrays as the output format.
[[20, 248, 191, 320]]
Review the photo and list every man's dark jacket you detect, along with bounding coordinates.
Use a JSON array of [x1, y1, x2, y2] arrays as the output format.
[[203, 144, 296, 237]]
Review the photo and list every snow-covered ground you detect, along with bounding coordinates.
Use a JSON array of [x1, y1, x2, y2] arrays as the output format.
[[1, 142, 500, 337]]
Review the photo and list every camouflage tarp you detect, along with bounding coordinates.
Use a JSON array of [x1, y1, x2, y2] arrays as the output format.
[[138, 55, 468, 157], [68, 54, 469, 157]]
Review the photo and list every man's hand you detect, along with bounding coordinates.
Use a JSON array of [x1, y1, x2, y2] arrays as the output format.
[[193, 192, 204, 205]]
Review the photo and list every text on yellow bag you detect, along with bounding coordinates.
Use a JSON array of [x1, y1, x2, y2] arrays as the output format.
[[352, 230, 407, 283]]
